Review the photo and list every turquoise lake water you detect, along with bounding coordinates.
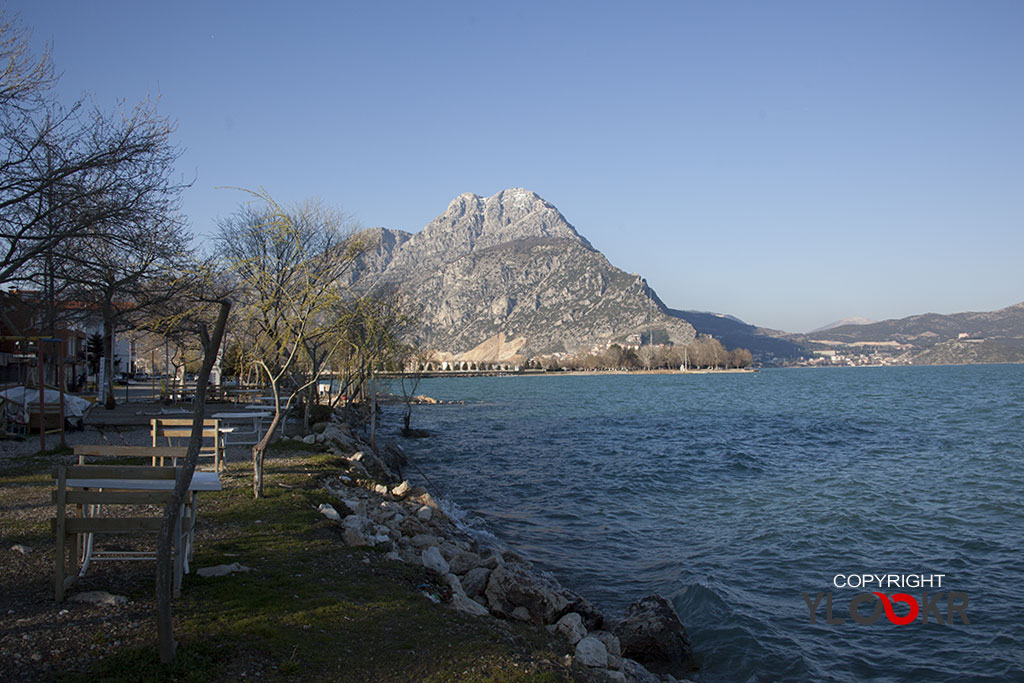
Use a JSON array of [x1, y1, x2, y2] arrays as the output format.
[[385, 365, 1024, 681]]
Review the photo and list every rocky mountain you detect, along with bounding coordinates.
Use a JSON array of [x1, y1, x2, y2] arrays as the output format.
[[347, 188, 697, 357]]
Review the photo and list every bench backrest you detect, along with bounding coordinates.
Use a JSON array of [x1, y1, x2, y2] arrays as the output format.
[[53, 463, 178, 508], [74, 444, 189, 466], [52, 463, 180, 600], [150, 418, 222, 470]]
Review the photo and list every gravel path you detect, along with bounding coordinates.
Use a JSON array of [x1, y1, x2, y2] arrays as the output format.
[[0, 427, 152, 462]]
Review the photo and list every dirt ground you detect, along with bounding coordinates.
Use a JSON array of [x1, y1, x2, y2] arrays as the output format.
[[0, 401, 265, 680]]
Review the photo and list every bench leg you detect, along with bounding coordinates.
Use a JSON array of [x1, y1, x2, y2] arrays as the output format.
[[55, 532, 78, 601], [55, 529, 65, 602]]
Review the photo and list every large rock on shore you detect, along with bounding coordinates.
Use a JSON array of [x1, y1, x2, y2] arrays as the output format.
[[445, 573, 489, 617], [485, 561, 570, 624], [554, 612, 587, 645], [621, 658, 662, 683], [421, 546, 450, 575], [324, 424, 357, 451], [448, 550, 481, 575], [461, 567, 491, 599], [381, 442, 408, 478], [574, 635, 609, 668], [566, 594, 604, 631], [591, 630, 623, 670], [350, 450, 395, 482], [612, 595, 698, 673]]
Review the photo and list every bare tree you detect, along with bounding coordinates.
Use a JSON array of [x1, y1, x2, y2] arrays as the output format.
[[338, 287, 414, 446], [0, 10, 188, 289], [217, 191, 363, 498], [729, 347, 753, 368], [0, 11, 54, 112], [2, 99, 186, 287], [49, 210, 193, 405], [637, 344, 658, 371], [397, 345, 433, 436], [707, 337, 727, 369]]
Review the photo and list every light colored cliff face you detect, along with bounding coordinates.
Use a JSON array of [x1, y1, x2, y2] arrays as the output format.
[[347, 189, 695, 356], [413, 188, 592, 259]]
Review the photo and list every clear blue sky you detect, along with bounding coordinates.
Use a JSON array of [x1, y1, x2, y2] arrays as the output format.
[[12, 1, 1024, 332]]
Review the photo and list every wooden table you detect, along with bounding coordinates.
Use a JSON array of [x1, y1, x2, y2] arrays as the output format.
[[67, 471, 222, 492], [212, 411, 273, 446], [225, 388, 263, 404]]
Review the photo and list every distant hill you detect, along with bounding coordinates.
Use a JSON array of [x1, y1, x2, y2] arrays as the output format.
[[792, 301, 1024, 365], [346, 189, 696, 356], [809, 316, 876, 333], [911, 338, 1024, 365], [667, 309, 805, 359], [804, 302, 1024, 347]]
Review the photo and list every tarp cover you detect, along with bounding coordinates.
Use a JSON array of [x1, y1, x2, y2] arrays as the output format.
[[0, 387, 93, 418]]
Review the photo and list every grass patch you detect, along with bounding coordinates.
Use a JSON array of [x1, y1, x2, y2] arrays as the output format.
[[0, 455, 63, 479], [305, 453, 348, 469], [271, 438, 324, 452], [42, 447, 576, 682]]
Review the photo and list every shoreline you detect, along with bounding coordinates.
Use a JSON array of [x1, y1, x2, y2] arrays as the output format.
[[534, 368, 755, 376], [312, 414, 699, 680], [0, 439, 591, 680], [378, 367, 757, 381], [0, 401, 697, 680]]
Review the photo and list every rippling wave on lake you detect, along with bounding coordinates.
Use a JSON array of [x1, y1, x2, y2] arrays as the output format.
[[388, 365, 1024, 682]]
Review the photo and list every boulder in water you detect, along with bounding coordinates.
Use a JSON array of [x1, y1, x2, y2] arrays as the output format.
[[612, 594, 698, 673]]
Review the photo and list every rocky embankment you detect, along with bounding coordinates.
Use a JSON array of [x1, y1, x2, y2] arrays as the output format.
[[284, 415, 699, 682]]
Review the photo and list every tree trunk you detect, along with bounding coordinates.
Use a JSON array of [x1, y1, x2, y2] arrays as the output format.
[[251, 409, 282, 499], [302, 347, 318, 432], [302, 385, 312, 433], [252, 442, 263, 499], [102, 299, 116, 409], [329, 376, 352, 409], [155, 300, 230, 664], [369, 375, 376, 451]]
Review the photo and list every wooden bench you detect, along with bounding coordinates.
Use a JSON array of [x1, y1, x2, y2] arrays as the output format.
[[150, 418, 224, 471], [52, 464, 188, 601]]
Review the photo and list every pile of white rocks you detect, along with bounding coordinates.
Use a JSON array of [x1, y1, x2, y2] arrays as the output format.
[[282, 416, 408, 483], [305, 414, 695, 682]]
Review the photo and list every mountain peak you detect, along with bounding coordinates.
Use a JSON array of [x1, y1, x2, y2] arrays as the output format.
[[421, 188, 592, 253], [346, 188, 691, 355]]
